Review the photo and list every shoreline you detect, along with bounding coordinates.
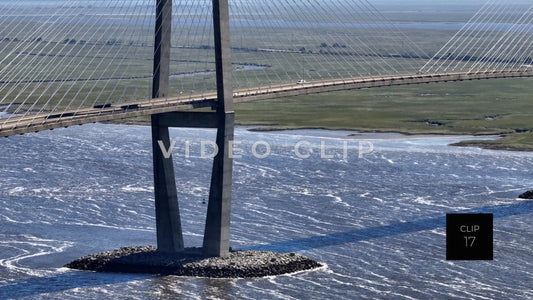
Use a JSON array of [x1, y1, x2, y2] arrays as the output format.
[[107, 120, 530, 152], [112, 119, 495, 138], [242, 126, 533, 151]]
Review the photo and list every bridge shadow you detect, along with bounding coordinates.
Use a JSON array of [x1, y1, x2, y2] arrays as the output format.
[[248, 200, 533, 253]]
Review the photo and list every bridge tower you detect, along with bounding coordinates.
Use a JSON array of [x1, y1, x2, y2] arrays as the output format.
[[150, 0, 234, 257]]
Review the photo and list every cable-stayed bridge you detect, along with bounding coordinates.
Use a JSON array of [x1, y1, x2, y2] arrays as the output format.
[[1, 0, 531, 137], [2, 70, 531, 137], [1, 0, 532, 257]]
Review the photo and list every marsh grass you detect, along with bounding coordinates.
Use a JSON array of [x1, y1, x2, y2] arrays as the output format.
[[235, 78, 533, 150]]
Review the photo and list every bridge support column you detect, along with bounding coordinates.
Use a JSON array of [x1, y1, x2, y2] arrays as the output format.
[[151, 116, 184, 252], [203, 113, 234, 257], [150, 0, 234, 257], [152, 0, 184, 253], [203, 0, 234, 258]]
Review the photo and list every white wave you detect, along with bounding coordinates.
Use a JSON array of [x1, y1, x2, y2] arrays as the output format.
[[263, 263, 329, 280], [0, 235, 74, 276], [2, 215, 33, 224], [381, 155, 394, 164], [64, 221, 153, 232], [372, 197, 385, 203], [8, 187, 25, 195], [412, 196, 434, 206], [494, 164, 519, 170], [31, 187, 62, 194], [466, 164, 483, 170], [327, 194, 351, 208], [121, 185, 153, 193]]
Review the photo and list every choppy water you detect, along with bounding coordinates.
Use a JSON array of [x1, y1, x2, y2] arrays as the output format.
[[1, 123, 532, 299]]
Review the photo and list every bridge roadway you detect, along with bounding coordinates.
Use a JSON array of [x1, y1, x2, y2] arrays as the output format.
[[1, 70, 532, 137]]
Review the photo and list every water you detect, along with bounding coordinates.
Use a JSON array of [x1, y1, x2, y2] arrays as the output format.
[[5, 12, 528, 33], [1, 124, 532, 299]]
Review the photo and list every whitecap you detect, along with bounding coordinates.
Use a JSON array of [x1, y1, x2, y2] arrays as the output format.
[[327, 194, 351, 208], [8, 187, 25, 195], [121, 185, 153, 193], [413, 197, 434, 205]]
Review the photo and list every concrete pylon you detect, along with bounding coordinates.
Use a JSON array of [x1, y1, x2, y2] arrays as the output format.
[[149, 0, 234, 257], [202, 0, 235, 258], [151, 0, 184, 253]]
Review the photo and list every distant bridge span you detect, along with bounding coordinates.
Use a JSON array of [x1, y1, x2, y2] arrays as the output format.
[[1, 70, 531, 137]]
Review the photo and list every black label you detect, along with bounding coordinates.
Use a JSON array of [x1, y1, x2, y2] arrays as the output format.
[[446, 213, 493, 260]]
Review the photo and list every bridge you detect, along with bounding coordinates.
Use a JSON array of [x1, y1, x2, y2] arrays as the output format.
[[1, 70, 532, 137], [1, 0, 532, 257]]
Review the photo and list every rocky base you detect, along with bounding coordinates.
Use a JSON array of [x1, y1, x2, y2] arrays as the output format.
[[65, 246, 322, 278], [518, 190, 533, 199]]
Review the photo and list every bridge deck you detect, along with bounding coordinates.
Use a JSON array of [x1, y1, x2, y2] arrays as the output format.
[[1, 70, 531, 137]]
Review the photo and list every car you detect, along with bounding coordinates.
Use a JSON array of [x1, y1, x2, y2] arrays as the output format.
[[296, 79, 307, 84]]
